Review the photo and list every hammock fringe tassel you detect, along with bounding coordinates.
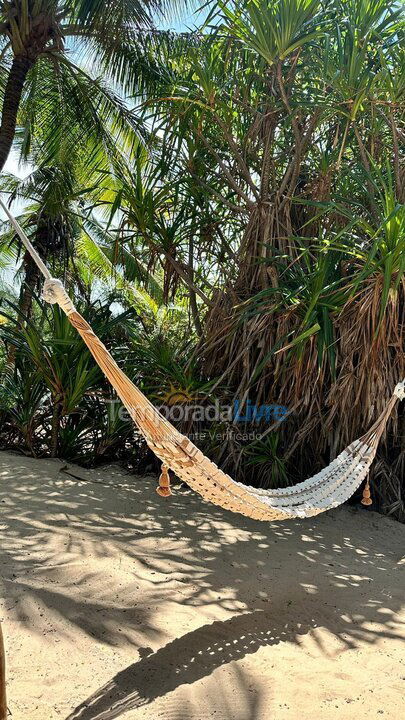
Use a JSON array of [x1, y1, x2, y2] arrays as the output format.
[[361, 479, 373, 506], [156, 465, 172, 497]]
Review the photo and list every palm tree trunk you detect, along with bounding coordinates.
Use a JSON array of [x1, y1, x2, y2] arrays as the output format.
[[0, 623, 6, 720], [0, 55, 33, 171], [5, 253, 40, 367], [19, 254, 41, 321]]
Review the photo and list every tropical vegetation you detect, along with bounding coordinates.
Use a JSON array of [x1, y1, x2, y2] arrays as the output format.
[[0, 0, 404, 520]]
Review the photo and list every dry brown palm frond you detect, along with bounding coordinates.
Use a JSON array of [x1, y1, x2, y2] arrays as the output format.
[[328, 274, 404, 450], [197, 261, 404, 492]]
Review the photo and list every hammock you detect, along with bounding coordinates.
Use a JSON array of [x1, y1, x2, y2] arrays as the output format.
[[2, 198, 404, 521]]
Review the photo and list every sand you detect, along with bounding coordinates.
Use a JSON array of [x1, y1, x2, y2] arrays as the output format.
[[0, 450, 404, 720]]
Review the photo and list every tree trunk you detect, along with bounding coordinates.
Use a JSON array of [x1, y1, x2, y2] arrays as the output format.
[[19, 253, 41, 321], [50, 400, 61, 457], [188, 235, 202, 336], [5, 253, 40, 367], [0, 623, 6, 720], [0, 55, 33, 171]]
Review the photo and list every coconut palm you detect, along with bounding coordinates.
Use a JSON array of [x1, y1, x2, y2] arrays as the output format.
[[0, 0, 186, 171], [0, 150, 166, 323]]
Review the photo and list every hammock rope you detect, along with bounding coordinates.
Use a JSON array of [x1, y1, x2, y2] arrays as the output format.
[[2, 197, 404, 521]]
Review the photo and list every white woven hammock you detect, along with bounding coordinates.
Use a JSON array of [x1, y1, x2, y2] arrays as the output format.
[[2, 198, 404, 521]]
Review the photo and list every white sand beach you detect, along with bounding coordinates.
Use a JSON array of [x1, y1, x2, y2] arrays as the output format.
[[0, 450, 404, 720]]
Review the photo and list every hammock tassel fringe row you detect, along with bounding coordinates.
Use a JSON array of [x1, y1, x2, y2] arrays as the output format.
[[361, 479, 373, 506], [0, 194, 403, 524]]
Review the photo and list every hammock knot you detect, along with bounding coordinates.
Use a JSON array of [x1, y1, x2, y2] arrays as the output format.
[[393, 380, 405, 401], [42, 278, 76, 316]]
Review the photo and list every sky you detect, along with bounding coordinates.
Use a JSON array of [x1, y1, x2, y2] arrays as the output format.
[[158, 2, 212, 32], [3, 150, 32, 180]]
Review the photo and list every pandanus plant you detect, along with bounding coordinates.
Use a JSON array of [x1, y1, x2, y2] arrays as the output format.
[[138, 0, 404, 490]]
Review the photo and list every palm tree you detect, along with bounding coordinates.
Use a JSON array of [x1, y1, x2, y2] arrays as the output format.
[[0, 149, 167, 321], [0, 0, 177, 171], [1, 161, 88, 318]]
